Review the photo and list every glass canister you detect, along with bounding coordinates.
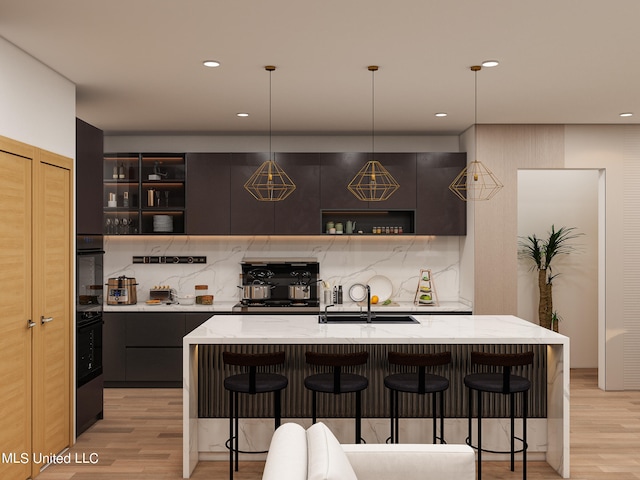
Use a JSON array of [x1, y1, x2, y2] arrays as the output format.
[[195, 285, 212, 304]]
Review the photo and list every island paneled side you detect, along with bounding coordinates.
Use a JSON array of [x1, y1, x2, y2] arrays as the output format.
[[198, 343, 547, 419]]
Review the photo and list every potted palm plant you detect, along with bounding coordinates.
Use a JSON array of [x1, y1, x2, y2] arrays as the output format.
[[519, 225, 582, 332]]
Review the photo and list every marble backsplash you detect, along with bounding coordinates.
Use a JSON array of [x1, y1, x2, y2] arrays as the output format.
[[103, 235, 464, 304]]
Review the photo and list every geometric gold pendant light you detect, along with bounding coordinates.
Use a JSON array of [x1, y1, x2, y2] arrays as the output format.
[[244, 66, 296, 201], [348, 65, 399, 202], [449, 65, 503, 201]]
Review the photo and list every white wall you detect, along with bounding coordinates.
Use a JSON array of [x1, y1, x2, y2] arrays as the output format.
[[564, 125, 627, 390], [0, 37, 76, 158], [517, 169, 599, 368]]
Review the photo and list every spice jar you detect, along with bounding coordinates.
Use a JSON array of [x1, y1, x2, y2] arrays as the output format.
[[195, 285, 213, 305]]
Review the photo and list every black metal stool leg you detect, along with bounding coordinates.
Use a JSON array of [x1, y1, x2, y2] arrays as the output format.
[[393, 391, 398, 443], [274, 390, 282, 429], [389, 389, 396, 443], [234, 391, 239, 473], [439, 390, 445, 444], [312, 391, 317, 424], [432, 392, 437, 444], [510, 393, 515, 471], [523, 392, 528, 480], [355, 390, 362, 444], [467, 387, 473, 445], [229, 390, 234, 480], [477, 390, 483, 480]]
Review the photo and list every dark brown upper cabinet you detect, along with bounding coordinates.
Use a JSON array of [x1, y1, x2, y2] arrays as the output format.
[[320, 153, 416, 209], [273, 153, 322, 234], [320, 152, 370, 209], [229, 152, 275, 235], [185, 153, 231, 235], [76, 118, 104, 235], [415, 152, 467, 235]]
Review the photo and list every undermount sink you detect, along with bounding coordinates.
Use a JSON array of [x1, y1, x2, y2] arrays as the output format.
[[319, 315, 419, 324]]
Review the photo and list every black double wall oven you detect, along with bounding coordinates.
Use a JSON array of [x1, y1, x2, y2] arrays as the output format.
[[76, 235, 104, 435]]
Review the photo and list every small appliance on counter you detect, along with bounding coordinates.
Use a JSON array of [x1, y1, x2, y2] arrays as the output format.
[[233, 258, 320, 314], [149, 285, 175, 303], [106, 276, 138, 305]]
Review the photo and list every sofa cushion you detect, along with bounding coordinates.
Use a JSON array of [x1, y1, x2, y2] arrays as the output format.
[[306, 422, 358, 480], [262, 423, 308, 480]]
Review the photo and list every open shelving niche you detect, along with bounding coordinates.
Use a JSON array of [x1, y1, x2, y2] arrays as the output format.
[[103, 153, 185, 235], [321, 209, 415, 235]]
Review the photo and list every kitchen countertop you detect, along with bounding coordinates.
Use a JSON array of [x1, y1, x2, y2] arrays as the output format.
[[103, 300, 471, 313], [183, 313, 567, 345]]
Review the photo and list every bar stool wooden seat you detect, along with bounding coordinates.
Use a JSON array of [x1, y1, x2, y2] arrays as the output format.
[[464, 350, 534, 480], [222, 351, 288, 480], [304, 350, 369, 443], [384, 351, 452, 444]]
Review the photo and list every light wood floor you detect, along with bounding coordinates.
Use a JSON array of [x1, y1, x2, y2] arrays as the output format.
[[35, 369, 640, 479]]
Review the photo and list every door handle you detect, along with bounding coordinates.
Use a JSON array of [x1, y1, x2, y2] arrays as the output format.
[[27, 319, 36, 329], [41, 316, 54, 324]]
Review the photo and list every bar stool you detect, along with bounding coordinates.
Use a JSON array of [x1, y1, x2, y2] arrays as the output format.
[[304, 351, 369, 443], [464, 350, 534, 480], [384, 351, 452, 444], [222, 351, 288, 480]]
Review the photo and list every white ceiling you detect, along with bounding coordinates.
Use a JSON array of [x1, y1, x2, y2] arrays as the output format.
[[2, 0, 640, 135]]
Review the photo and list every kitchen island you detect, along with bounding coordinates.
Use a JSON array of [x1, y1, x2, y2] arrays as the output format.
[[183, 314, 569, 478]]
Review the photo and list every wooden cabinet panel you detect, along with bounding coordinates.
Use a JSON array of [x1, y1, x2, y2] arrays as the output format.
[[0, 139, 73, 479], [76, 118, 104, 235], [0, 148, 33, 480], [35, 154, 73, 460], [274, 153, 321, 234], [186, 153, 231, 234], [230, 152, 275, 234], [416, 153, 467, 235]]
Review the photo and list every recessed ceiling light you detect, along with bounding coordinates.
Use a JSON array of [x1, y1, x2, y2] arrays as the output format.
[[236, 113, 249, 117], [620, 112, 633, 117], [435, 112, 448, 117], [481, 60, 499, 67], [203, 60, 221, 68]]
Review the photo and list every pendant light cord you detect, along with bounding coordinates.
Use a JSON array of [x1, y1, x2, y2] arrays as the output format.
[[371, 67, 375, 155], [269, 67, 273, 159], [471, 65, 481, 163]]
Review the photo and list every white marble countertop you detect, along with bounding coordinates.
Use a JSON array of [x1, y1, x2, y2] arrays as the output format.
[[183, 314, 568, 345], [104, 300, 471, 313]]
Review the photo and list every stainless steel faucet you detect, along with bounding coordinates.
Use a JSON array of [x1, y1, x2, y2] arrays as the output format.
[[366, 285, 373, 323], [319, 303, 334, 323]]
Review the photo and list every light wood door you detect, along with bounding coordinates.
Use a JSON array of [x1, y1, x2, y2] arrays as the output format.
[[0, 149, 33, 480], [32, 151, 73, 477]]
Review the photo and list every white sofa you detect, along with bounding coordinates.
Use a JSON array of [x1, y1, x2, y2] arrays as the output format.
[[261, 422, 476, 480]]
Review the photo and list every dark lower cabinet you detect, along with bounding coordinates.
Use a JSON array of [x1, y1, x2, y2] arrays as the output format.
[[103, 312, 212, 387], [415, 152, 467, 235]]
